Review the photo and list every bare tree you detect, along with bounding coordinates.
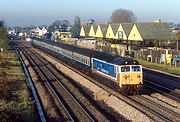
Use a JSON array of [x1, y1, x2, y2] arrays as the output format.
[[110, 9, 137, 23], [0, 20, 4, 28]]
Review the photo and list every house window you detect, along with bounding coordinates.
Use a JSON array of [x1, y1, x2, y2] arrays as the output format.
[[118, 31, 123, 39]]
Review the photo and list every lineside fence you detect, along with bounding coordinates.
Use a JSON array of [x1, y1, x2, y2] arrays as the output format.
[[95, 45, 180, 68]]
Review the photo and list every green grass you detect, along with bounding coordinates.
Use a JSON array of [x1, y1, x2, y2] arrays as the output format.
[[0, 50, 37, 122], [8, 60, 21, 66], [134, 58, 180, 75]]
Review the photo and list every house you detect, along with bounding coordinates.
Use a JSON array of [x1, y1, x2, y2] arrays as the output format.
[[88, 24, 98, 37], [104, 23, 133, 51], [80, 25, 91, 37], [8, 29, 16, 35], [103, 23, 133, 40], [105, 24, 119, 39], [18, 32, 23, 37], [115, 23, 133, 40], [95, 24, 108, 38], [79, 22, 176, 49], [172, 28, 180, 33], [31, 27, 47, 37]]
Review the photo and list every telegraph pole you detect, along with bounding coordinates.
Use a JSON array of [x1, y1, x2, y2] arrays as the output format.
[[177, 38, 179, 50]]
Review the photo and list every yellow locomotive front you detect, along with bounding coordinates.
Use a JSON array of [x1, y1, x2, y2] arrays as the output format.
[[119, 64, 143, 94]]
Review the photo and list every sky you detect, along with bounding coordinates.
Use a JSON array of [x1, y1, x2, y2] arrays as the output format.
[[0, 0, 180, 26]]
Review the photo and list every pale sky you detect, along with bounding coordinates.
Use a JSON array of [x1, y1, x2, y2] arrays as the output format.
[[1, 0, 180, 26]]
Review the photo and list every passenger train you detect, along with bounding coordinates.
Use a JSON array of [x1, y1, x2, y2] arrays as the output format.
[[32, 38, 143, 94]]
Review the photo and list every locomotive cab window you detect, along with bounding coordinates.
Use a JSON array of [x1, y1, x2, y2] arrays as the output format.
[[121, 66, 130, 72], [132, 66, 141, 72]]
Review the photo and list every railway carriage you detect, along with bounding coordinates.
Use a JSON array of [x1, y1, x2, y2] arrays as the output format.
[[32, 38, 143, 94]]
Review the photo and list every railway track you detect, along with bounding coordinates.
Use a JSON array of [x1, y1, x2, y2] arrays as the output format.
[[31, 43, 180, 122], [16, 43, 96, 122], [15, 40, 180, 122], [143, 68, 180, 93], [130, 95, 180, 122], [13, 44, 47, 122], [144, 79, 180, 102], [143, 68, 180, 81]]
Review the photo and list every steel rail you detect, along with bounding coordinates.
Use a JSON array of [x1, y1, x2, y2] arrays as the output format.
[[19, 43, 96, 122], [131, 95, 180, 122], [17, 44, 75, 122], [31, 41, 178, 122], [144, 79, 180, 102], [12, 44, 47, 122]]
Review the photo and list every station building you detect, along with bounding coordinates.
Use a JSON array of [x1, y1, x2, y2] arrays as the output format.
[[80, 22, 175, 50]]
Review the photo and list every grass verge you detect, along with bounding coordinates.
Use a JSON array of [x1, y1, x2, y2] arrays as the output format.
[[134, 58, 180, 75], [0, 49, 37, 122]]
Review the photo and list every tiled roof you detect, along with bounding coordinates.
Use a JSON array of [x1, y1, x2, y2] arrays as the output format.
[[81, 22, 175, 40], [136, 23, 175, 40], [110, 23, 120, 35], [99, 24, 108, 36], [83, 25, 91, 36], [121, 23, 133, 36], [92, 24, 98, 31]]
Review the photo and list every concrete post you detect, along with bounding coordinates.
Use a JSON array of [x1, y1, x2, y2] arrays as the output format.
[[175, 61, 177, 67], [0, 48, 3, 52]]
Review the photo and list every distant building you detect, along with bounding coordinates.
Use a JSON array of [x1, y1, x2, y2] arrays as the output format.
[[81, 22, 175, 48], [81, 22, 90, 26], [8, 29, 16, 35], [172, 28, 180, 33], [53, 31, 72, 40], [88, 19, 95, 24], [81, 19, 95, 26], [31, 27, 47, 37], [77, 38, 96, 49], [18, 32, 24, 37], [26, 37, 31, 41], [128, 22, 175, 47], [80, 25, 91, 37], [153, 19, 161, 23]]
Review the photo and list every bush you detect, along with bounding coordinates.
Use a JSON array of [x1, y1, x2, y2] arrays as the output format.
[[0, 72, 9, 98], [0, 111, 23, 122], [0, 28, 9, 50]]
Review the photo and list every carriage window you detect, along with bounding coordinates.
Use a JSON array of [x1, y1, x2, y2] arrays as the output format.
[[87, 60, 89, 65], [132, 66, 141, 72], [85, 59, 87, 64], [121, 66, 130, 72]]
